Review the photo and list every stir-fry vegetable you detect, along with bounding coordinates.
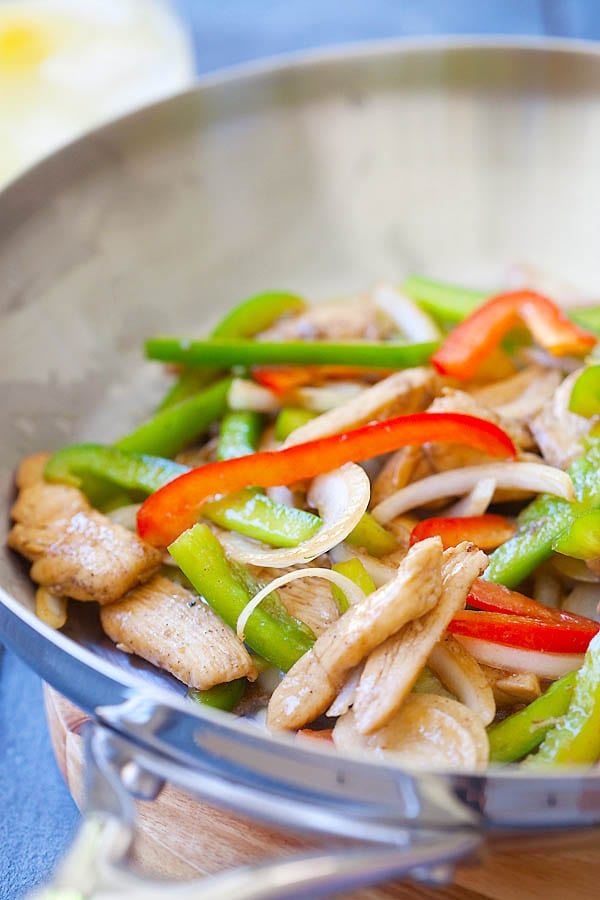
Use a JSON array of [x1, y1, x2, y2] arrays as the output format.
[[432, 291, 596, 380], [138, 413, 516, 546], [486, 440, 600, 587], [12, 274, 600, 774], [146, 336, 440, 370], [159, 290, 306, 409], [410, 515, 515, 551]]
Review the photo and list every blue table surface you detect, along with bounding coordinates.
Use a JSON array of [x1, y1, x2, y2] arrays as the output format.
[[2, 3, 600, 898]]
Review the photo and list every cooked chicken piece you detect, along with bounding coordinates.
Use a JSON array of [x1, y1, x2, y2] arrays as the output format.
[[428, 635, 495, 725], [530, 369, 590, 469], [479, 665, 542, 707], [9, 479, 162, 605], [248, 564, 340, 637], [101, 574, 256, 689], [175, 436, 219, 467], [371, 445, 434, 507], [284, 368, 440, 447], [35, 586, 68, 630], [16, 452, 51, 489], [258, 296, 393, 342], [471, 365, 561, 423], [12, 481, 90, 526], [266, 538, 443, 731], [426, 387, 532, 460], [333, 695, 489, 770], [494, 672, 542, 703], [352, 542, 487, 735]]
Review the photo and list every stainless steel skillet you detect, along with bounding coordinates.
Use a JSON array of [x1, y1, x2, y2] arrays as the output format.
[[2, 38, 600, 898]]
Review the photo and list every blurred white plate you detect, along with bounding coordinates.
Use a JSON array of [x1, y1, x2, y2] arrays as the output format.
[[0, 0, 194, 185]]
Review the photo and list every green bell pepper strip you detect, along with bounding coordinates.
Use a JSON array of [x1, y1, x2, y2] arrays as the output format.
[[169, 524, 314, 671], [553, 510, 600, 559], [330, 558, 376, 614], [188, 678, 246, 711], [487, 671, 577, 764], [115, 376, 232, 458], [201, 488, 322, 548], [158, 291, 306, 410], [486, 440, 600, 588], [145, 337, 439, 370], [346, 512, 397, 557], [403, 274, 600, 336], [45, 443, 329, 550], [527, 631, 600, 766], [44, 443, 188, 495], [402, 275, 487, 323], [568, 364, 600, 418], [217, 410, 263, 461], [274, 407, 318, 442]]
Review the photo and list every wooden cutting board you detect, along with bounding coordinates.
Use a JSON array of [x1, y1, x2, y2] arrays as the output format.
[[44, 685, 600, 899]]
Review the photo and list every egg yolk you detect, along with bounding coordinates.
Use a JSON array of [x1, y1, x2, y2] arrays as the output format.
[[0, 20, 52, 71]]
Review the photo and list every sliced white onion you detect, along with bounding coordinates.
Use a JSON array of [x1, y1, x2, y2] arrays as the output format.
[[107, 503, 141, 530], [371, 283, 442, 342], [371, 463, 574, 524], [328, 543, 398, 587], [220, 463, 370, 567], [236, 566, 365, 641], [326, 665, 363, 717], [561, 585, 600, 622], [265, 485, 297, 506], [295, 383, 364, 412], [445, 477, 497, 517], [453, 634, 584, 680], [228, 377, 280, 412], [428, 637, 496, 726]]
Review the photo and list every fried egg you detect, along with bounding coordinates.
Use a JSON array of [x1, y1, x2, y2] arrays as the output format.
[[0, 0, 194, 184]]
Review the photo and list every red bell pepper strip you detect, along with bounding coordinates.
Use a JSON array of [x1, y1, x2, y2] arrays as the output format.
[[410, 514, 515, 551], [448, 610, 599, 654], [432, 290, 596, 380], [467, 579, 599, 630], [252, 365, 394, 394], [137, 412, 516, 546]]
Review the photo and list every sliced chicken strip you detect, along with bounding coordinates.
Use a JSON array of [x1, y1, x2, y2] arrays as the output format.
[[258, 296, 392, 342], [333, 695, 489, 770], [101, 575, 256, 689], [8, 480, 162, 605], [471, 365, 561, 423], [371, 445, 434, 508], [12, 481, 90, 526], [15, 452, 51, 489], [353, 542, 487, 735], [266, 538, 443, 731], [284, 368, 440, 447], [530, 369, 590, 469]]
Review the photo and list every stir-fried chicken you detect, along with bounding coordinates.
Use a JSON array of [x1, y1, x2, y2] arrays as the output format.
[[266, 538, 443, 731], [352, 542, 488, 735], [470, 365, 561, 423], [284, 368, 440, 447], [333, 694, 489, 769], [257, 296, 393, 342], [101, 574, 256, 690], [8, 457, 162, 604], [530, 369, 591, 469]]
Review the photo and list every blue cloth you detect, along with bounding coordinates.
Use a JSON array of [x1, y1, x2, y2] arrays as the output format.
[[1, 3, 597, 898]]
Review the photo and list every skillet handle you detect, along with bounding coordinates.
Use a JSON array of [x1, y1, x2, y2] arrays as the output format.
[[31, 721, 481, 899]]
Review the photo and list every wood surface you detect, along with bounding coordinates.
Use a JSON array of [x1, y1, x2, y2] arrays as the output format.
[[44, 685, 599, 899]]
